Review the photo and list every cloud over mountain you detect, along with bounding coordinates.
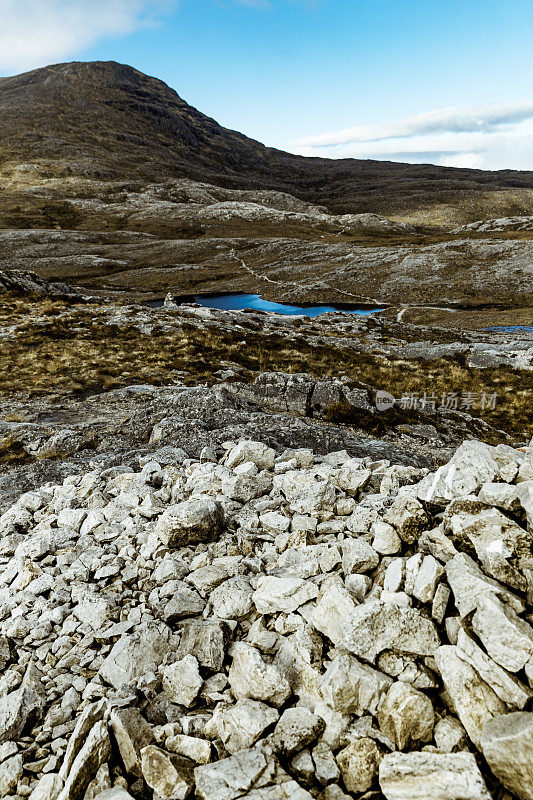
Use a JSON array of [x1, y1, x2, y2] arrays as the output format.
[[0, 0, 178, 73], [290, 102, 533, 170]]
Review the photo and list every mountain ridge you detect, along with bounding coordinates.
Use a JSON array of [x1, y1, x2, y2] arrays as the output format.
[[1, 59, 532, 216]]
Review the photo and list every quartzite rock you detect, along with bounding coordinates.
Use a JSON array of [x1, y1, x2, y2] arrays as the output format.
[[481, 712, 533, 800], [155, 498, 225, 547], [379, 751, 491, 800]]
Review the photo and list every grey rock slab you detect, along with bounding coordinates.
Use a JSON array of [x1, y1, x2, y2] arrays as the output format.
[[109, 707, 155, 777], [0, 661, 45, 745], [434, 645, 507, 749], [319, 652, 392, 716], [379, 751, 491, 800], [57, 721, 112, 800], [472, 594, 533, 673], [154, 497, 224, 547], [176, 620, 229, 672], [456, 628, 532, 709], [445, 553, 524, 618], [140, 745, 193, 800], [99, 620, 173, 689], [214, 699, 279, 754], [481, 712, 533, 800], [377, 681, 434, 750], [253, 575, 318, 614], [340, 599, 440, 662], [59, 701, 107, 780], [161, 583, 205, 623], [228, 642, 292, 707]]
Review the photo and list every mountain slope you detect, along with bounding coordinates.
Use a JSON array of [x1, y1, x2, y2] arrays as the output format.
[[1, 60, 532, 216]]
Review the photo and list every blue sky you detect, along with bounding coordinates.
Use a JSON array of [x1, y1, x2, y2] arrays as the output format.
[[1, 0, 532, 169]]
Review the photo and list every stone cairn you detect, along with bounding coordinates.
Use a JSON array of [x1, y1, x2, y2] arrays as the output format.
[[0, 437, 532, 800]]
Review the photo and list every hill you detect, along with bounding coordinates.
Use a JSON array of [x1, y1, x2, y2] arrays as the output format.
[[1, 60, 532, 216]]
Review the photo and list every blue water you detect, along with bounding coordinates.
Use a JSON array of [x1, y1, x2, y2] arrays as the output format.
[[157, 293, 384, 317], [483, 326, 533, 333]]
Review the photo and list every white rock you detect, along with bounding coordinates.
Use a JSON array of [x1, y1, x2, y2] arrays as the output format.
[[161, 655, 203, 707], [319, 652, 392, 715], [226, 440, 276, 470], [416, 440, 505, 507], [311, 583, 359, 646], [210, 577, 254, 620], [253, 575, 318, 614], [0, 753, 23, 797], [340, 600, 440, 662], [378, 681, 434, 749], [154, 498, 224, 547], [433, 717, 468, 753], [472, 594, 533, 672], [166, 734, 211, 764], [445, 553, 524, 618], [371, 521, 402, 555], [99, 621, 173, 690], [342, 538, 380, 574], [214, 699, 279, 753], [270, 707, 324, 756], [456, 628, 531, 709], [412, 555, 444, 603], [140, 745, 193, 800], [434, 645, 507, 748], [229, 642, 292, 707], [336, 738, 381, 793], [481, 712, 533, 800], [384, 496, 428, 544], [379, 751, 491, 800]]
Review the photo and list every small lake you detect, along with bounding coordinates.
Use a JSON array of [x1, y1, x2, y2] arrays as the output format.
[[154, 293, 384, 318]]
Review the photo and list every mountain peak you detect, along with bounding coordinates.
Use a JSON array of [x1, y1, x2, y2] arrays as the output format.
[[0, 60, 532, 215]]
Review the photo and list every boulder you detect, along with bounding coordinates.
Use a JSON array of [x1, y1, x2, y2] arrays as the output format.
[[155, 498, 225, 547], [481, 712, 533, 800], [379, 751, 491, 800]]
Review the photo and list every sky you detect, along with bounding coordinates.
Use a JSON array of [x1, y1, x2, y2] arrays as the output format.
[[1, 0, 532, 170]]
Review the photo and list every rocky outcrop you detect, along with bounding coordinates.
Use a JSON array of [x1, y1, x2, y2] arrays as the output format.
[[0, 436, 531, 799], [0, 269, 80, 298]]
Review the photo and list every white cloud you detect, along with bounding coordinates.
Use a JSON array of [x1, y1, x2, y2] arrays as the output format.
[[0, 0, 178, 73], [289, 102, 533, 171]]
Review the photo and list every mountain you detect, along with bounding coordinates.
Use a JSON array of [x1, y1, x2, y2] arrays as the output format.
[[1, 60, 532, 216]]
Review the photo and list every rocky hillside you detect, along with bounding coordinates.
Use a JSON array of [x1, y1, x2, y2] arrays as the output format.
[[1, 61, 533, 217], [0, 435, 532, 799]]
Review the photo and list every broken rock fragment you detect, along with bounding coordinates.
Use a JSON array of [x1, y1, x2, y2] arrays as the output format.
[[229, 642, 292, 707], [481, 712, 533, 800], [379, 751, 491, 800], [155, 497, 225, 547]]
